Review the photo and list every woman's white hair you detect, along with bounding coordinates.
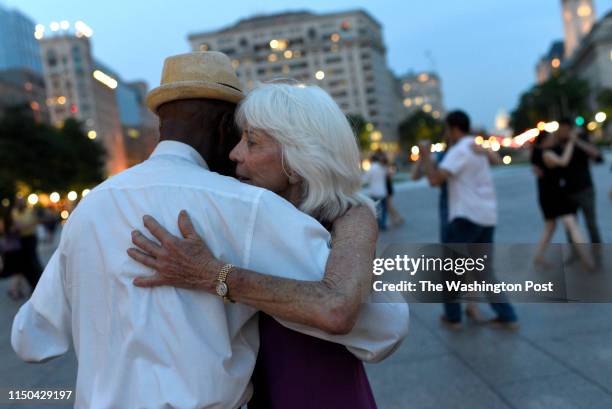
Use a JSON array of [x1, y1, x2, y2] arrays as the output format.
[[236, 82, 375, 223]]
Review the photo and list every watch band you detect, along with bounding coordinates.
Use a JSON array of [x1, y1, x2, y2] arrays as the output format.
[[216, 263, 234, 303]]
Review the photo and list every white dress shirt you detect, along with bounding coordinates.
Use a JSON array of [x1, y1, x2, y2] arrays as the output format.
[[11, 141, 409, 409], [439, 136, 497, 226]]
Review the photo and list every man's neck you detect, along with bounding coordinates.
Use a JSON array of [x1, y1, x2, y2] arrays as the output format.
[[159, 135, 210, 162]]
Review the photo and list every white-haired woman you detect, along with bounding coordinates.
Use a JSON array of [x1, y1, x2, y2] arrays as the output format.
[[128, 83, 381, 408]]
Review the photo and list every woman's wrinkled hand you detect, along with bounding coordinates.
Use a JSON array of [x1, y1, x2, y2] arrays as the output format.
[[127, 210, 222, 292]]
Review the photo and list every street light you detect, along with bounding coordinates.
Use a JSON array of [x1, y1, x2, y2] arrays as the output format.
[[67, 191, 78, 201], [595, 112, 607, 123], [27, 193, 39, 206], [50, 192, 60, 203]]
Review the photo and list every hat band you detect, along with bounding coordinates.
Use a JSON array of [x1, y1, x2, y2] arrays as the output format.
[[218, 82, 242, 92]]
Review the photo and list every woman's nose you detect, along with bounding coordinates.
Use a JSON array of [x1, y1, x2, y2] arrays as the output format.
[[229, 140, 244, 163]]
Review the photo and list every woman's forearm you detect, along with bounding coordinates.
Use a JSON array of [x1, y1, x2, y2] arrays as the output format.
[[224, 268, 360, 334], [544, 140, 575, 168], [559, 140, 575, 166], [208, 206, 376, 335]]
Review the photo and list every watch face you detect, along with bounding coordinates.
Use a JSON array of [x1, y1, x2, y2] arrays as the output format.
[[216, 282, 228, 297]]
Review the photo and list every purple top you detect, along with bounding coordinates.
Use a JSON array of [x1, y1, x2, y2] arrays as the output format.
[[249, 313, 378, 408]]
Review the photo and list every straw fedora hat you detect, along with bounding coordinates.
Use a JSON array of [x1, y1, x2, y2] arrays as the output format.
[[146, 51, 244, 113]]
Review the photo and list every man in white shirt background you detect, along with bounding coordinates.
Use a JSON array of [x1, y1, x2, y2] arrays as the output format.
[[10, 52, 408, 409], [420, 110, 518, 330], [363, 153, 389, 230]]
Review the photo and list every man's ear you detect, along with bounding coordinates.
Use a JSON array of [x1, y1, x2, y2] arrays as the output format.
[[212, 111, 239, 177]]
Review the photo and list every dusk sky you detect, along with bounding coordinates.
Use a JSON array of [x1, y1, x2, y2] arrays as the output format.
[[5, 0, 611, 129]]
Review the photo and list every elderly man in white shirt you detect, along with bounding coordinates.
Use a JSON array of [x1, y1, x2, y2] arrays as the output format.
[[11, 52, 408, 409]]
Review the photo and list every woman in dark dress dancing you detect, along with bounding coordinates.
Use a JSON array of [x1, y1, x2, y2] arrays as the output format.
[[530, 131, 592, 267]]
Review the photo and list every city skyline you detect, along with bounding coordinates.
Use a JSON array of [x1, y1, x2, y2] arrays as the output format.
[[4, 0, 609, 130]]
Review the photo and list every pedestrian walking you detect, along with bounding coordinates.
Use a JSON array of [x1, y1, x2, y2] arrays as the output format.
[[363, 153, 389, 230], [11, 198, 42, 291], [381, 154, 405, 227]]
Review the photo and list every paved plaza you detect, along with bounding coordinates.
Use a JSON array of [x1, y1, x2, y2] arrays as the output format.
[[1, 158, 611, 409]]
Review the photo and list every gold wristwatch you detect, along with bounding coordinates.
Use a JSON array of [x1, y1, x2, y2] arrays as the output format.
[[215, 263, 234, 303]]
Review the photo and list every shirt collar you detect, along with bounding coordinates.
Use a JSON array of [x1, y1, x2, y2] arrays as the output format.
[[150, 140, 209, 170]]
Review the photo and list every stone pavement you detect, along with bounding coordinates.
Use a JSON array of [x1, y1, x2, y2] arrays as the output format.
[[1, 157, 611, 409]]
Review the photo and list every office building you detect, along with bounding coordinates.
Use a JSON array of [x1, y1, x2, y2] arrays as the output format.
[[562, 0, 597, 58], [398, 71, 444, 121], [188, 10, 400, 145], [0, 3, 42, 74], [39, 23, 128, 175]]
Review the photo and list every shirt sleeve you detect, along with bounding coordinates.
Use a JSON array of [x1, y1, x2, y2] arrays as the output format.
[[439, 141, 469, 175], [11, 245, 72, 362], [247, 190, 409, 362]]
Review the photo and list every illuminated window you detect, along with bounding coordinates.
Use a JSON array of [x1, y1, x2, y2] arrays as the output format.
[[577, 5, 592, 17]]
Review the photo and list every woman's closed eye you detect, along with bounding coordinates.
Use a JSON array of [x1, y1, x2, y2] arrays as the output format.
[[243, 130, 257, 148]]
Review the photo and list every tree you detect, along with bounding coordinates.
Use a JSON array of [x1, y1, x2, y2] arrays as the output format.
[[0, 105, 106, 201], [511, 71, 590, 132], [597, 88, 612, 116], [397, 111, 444, 152], [61, 119, 106, 190], [346, 114, 371, 152]]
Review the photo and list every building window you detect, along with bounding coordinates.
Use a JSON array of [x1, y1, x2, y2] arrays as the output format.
[[325, 56, 342, 65], [220, 48, 236, 55], [47, 50, 57, 67], [72, 45, 81, 60]]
